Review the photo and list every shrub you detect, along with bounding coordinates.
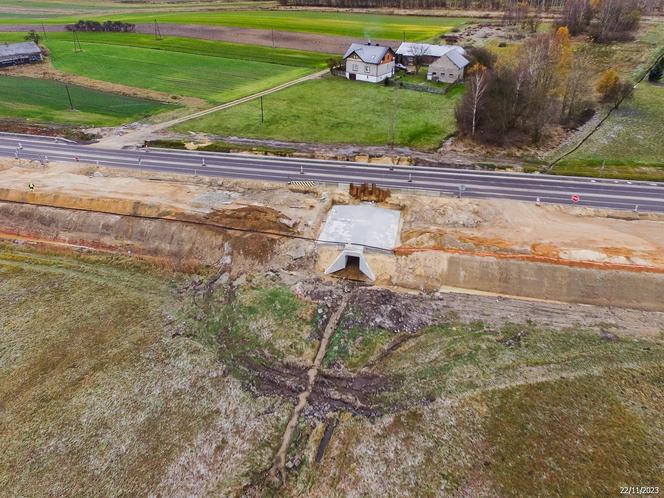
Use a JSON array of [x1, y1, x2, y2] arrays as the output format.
[[596, 69, 633, 105]]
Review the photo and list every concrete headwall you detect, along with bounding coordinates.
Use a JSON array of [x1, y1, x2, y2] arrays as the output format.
[[317, 247, 664, 312]]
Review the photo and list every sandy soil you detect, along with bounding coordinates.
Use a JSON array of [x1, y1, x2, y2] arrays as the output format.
[[0, 159, 327, 234], [395, 194, 664, 269], [3, 158, 664, 272]]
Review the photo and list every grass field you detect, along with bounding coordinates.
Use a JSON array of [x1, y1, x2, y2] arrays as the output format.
[[0, 245, 290, 496], [0, 75, 172, 126], [306, 315, 664, 497], [177, 76, 463, 149], [0, 10, 469, 41], [550, 23, 664, 181], [553, 82, 664, 180], [2, 244, 663, 495], [0, 32, 327, 105]]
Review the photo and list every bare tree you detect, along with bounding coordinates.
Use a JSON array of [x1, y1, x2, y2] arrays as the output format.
[[559, 0, 592, 35], [408, 43, 431, 74], [456, 64, 491, 137], [560, 45, 593, 123]]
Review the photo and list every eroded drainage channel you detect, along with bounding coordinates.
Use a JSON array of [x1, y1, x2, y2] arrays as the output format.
[[270, 293, 350, 484]]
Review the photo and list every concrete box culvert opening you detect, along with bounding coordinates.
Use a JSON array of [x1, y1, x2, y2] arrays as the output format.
[[317, 204, 401, 281]]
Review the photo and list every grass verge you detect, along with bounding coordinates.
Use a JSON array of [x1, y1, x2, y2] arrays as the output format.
[[552, 81, 664, 180], [0, 75, 172, 126], [177, 76, 463, 149]]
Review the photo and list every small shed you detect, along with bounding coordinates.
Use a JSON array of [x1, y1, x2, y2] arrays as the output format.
[[0, 42, 43, 68], [427, 50, 470, 83]]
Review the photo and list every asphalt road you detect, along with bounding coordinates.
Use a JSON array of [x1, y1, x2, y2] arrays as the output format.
[[1, 132, 663, 213]]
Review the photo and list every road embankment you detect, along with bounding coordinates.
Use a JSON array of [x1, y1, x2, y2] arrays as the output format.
[[317, 247, 664, 312]]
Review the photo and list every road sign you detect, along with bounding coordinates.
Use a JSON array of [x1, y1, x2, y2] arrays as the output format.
[[571, 194, 580, 203]]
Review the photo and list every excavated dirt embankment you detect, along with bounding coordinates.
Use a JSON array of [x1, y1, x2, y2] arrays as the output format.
[[318, 247, 664, 312], [0, 193, 298, 270]]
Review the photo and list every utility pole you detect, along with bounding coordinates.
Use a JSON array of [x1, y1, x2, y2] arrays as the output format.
[[72, 30, 82, 53], [260, 96, 264, 124], [154, 19, 163, 40], [65, 84, 74, 110], [271, 29, 275, 49], [41, 23, 47, 41], [389, 91, 397, 150]]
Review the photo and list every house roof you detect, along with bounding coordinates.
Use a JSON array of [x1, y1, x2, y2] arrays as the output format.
[[445, 49, 470, 69], [0, 41, 41, 58], [343, 43, 392, 64], [396, 42, 465, 58]]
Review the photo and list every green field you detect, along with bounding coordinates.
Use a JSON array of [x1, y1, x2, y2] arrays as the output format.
[[0, 0, 271, 16], [0, 10, 469, 41], [553, 82, 664, 180], [0, 75, 171, 126], [177, 77, 463, 149], [0, 32, 327, 105]]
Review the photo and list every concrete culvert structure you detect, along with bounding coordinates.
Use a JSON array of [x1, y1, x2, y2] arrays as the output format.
[[325, 244, 376, 281], [318, 204, 401, 281]]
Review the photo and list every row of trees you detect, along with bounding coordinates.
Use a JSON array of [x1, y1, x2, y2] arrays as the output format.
[[279, 0, 568, 9], [278, 0, 663, 11], [456, 28, 605, 144], [65, 20, 136, 33], [559, 0, 641, 42]]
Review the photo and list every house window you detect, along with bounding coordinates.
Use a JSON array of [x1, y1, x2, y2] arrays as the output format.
[[352, 64, 358, 71], [365, 65, 370, 73]]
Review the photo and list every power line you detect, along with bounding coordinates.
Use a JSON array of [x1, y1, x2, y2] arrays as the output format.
[[548, 50, 664, 170], [0, 196, 393, 253]]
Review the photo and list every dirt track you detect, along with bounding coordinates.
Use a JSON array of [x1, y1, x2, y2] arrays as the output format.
[[0, 24, 398, 54]]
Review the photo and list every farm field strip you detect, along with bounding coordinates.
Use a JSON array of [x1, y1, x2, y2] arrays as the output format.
[[0, 32, 328, 105], [0, 76, 173, 126], [0, 0, 273, 16], [0, 10, 470, 41]]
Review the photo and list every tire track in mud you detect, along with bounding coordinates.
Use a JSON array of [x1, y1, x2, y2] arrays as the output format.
[[270, 293, 349, 484]]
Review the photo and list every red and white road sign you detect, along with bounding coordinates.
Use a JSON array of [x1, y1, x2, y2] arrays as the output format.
[[571, 194, 580, 203]]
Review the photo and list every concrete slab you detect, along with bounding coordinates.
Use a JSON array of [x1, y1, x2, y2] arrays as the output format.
[[318, 204, 401, 251]]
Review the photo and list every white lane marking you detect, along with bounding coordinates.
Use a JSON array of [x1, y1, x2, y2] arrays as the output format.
[[2, 136, 663, 190]]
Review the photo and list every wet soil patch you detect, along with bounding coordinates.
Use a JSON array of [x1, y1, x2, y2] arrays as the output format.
[[242, 355, 394, 418]]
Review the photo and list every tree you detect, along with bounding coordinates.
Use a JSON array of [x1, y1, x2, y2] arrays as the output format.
[[326, 57, 344, 72], [456, 64, 491, 137], [596, 69, 620, 100], [24, 30, 40, 44], [590, 0, 641, 42], [559, 0, 592, 35], [409, 43, 430, 74], [465, 46, 497, 69], [596, 69, 633, 105]]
